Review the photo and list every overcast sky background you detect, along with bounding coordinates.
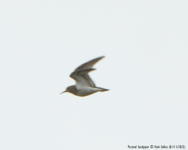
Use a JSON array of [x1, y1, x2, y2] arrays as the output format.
[[0, 0, 188, 150]]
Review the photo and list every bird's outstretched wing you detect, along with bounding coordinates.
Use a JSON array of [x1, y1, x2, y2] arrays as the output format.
[[74, 56, 104, 71], [70, 56, 104, 89], [70, 68, 95, 89]]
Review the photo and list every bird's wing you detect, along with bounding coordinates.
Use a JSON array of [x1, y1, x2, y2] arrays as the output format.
[[70, 68, 96, 89], [74, 56, 104, 71], [84, 74, 96, 87], [70, 56, 105, 88]]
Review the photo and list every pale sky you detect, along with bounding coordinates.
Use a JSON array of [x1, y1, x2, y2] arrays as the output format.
[[0, 0, 188, 150]]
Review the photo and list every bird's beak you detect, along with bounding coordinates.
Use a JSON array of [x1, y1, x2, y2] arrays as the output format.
[[60, 91, 66, 95]]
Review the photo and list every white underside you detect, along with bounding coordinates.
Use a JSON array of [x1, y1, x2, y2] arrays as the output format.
[[76, 87, 101, 96]]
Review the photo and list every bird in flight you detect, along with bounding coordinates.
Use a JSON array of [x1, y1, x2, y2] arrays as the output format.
[[60, 56, 109, 97]]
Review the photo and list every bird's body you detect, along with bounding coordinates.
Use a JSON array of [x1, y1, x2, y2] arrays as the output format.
[[60, 56, 109, 97]]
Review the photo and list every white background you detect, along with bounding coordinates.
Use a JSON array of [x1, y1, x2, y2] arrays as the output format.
[[0, 0, 188, 149]]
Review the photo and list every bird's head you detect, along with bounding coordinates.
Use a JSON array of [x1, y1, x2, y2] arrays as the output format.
[[60, 85, 76, 94]]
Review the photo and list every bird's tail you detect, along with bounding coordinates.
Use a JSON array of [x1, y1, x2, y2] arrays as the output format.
[[97, 87, 109, 92]]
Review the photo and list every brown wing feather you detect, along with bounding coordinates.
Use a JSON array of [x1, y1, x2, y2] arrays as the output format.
[[74, 56, 104, 71], [70, 56, 105, 88], [70, 68, 96, 87]]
